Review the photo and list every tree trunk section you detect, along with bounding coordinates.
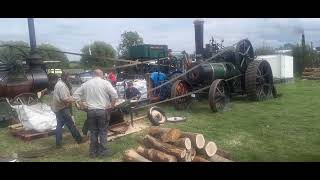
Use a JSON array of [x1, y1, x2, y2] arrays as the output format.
[[185, 148, 196, 162], [216, 148, 232, 160], [208, 154, 233, 162], [173, 137, 192, 150], [123, 149, 151, 162], [136, 146, 177, 162], [197, 141, 217, 158], [143, 135, 186, 161], [192, 156, 210, 162], [148, 127, 181, 143], [181, 132, 205, 149]]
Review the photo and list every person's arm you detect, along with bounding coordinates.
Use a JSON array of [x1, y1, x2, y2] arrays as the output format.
[[72, 85, 84, 102], [58, 85, 74, 104], [72, 85, 87, 109]]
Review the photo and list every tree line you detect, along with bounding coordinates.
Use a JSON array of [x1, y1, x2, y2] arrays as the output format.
[[0, 31, 143, 71]]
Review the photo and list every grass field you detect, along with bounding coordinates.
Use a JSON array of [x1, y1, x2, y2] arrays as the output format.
[[1, 79, 320, 162]]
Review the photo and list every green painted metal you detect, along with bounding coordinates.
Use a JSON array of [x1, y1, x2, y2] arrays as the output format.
[[129, 44, 168, 59]]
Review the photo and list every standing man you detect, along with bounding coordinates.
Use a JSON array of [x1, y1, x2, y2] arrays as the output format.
[[52, 72, 83, 148], [73, 69, 118, 158]]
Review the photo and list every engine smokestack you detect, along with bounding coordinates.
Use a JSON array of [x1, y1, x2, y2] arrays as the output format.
[[27, 18, 37, 52], [27, 18, 42, 67], [194, 19, 204, 56]]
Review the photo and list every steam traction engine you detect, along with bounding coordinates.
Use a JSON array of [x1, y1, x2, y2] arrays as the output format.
[[171, 20, 275, 111], [0, 19, 48, 121]]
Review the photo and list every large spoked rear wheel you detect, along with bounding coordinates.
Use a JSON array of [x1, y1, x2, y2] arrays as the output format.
[[171, 80, 191, 110], [208, 79, 230, 112], [235, 39, 255, 73], [245, 60, 274, 101]]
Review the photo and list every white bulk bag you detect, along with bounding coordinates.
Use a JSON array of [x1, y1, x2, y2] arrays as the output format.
[[11, 103, 57, 132]]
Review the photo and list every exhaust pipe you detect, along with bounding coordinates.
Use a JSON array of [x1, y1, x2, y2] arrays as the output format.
[[27, 18, 42, 67], [27, 18, 37, 52], [194, 19, 204, 57]]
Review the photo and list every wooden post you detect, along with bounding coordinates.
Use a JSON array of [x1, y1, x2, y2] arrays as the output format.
[[146, 73, 152, 99]]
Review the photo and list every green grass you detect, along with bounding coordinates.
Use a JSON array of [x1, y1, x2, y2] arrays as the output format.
[[1, 79, 320, 161]]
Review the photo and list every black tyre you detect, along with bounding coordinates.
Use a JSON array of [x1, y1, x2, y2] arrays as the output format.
[[245, 60, 273, 101]]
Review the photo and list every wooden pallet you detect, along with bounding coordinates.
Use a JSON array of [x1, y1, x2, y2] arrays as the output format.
[[9, 123, 55, 141]]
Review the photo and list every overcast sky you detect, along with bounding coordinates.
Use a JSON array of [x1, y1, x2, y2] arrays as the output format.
[[1, 18, 320, 61]]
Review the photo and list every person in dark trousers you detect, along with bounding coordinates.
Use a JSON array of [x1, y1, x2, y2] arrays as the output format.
[[125, 81, 141, 100], [51, 72, 83, 148], [73, 69, 118, 158]]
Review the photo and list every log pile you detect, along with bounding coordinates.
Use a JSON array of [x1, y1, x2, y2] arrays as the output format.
[[302, 68, 320, 80], [122, 127, 234, 162]]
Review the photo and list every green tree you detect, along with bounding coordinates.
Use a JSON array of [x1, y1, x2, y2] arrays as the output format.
[[118, 31, 144, 58], [80, 41, 116, 70], [0, 41, 70, 69], [292, 44, 317, 76], [0, 41, 30, 63], [37, 43, 70, 69]]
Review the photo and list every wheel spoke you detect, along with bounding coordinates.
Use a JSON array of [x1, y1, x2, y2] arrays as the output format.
[[240, 57, 246, 67], [244, 45, 251, 55], [215, 95, 225, 102], [257, 68, 262, 76]]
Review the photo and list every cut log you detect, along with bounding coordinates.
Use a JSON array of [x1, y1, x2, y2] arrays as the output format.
[[181, 132, 205, 149], [216, 148, 232, 160], [197, 141, 217, 158], [303, 76, 320, 80], [208, 154, 233, 162], [304, 68, 320, 72], [143, 135, 186, 161], [192, 156, 210, 162], [186, 148, 196, 162], [148, 127, 181, 143], [302, 72, 315, 76], [136, 146, 177, 162], [173, 137, 192, 150], [123, 149, 151, 162]]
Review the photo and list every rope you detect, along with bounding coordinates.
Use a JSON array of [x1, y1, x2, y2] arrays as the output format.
[[133, 85, 210, 110], [0, 44, 169, 68]]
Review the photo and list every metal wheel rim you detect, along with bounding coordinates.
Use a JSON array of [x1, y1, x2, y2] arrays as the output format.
[[209, 80, 229, 112]]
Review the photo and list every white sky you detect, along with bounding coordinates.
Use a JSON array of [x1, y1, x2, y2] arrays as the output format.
[[1, 18, 320, 61]]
